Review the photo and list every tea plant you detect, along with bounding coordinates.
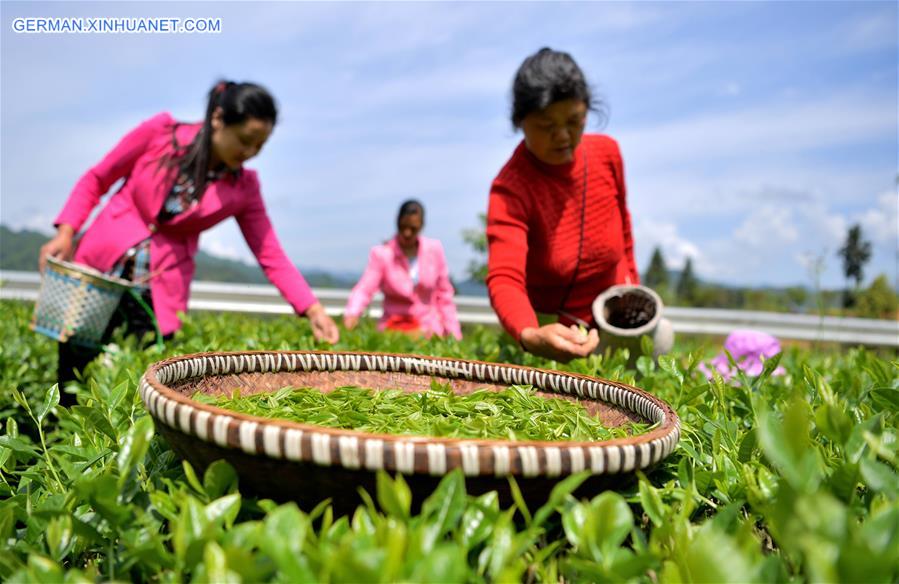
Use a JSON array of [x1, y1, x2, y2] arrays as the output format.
[[1, 299, 897, 582]]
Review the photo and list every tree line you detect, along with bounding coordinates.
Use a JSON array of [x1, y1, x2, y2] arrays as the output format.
[[463, 218, 897, 319]]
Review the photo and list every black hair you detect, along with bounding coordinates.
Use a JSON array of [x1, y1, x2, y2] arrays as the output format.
[[165, 80, 278, 197], [510, 47, 604, 128], [397, 199, 425, 226]]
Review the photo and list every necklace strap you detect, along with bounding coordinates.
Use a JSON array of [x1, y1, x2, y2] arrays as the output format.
[[557, 154, 589, 316]]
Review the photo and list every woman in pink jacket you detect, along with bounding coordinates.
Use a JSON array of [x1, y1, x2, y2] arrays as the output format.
[[343, 200, 462, 340], [40, 80, 339, 396]]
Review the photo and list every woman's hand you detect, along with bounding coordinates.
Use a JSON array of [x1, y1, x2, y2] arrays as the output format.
[[39, 225, 76, 272], [519, 323, 599, 363], [343, 315, 359, 330], [305, 303, 340, 344]]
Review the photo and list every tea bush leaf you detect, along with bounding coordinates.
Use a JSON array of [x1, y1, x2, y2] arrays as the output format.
[[1, 300, 897, 582], [203, 460, 238, 499], [638, 476, 666, 527], [376, 472, 411, 520], [116, 415, 154, 489], [678, 524, 753, 583], [860, 458, 899, 496], [35, 385, 58, 426], [419, 469, 466, 552]]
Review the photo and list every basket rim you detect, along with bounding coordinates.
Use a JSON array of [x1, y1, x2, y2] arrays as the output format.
[[141, 350, 681, 477], [45, 256, 133, 289]]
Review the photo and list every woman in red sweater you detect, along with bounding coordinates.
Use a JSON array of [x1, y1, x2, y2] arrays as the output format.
[[487, 48, 639, 362]]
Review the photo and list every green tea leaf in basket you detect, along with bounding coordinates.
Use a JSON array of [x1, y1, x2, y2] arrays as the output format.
[[203, 384, 645, 442]]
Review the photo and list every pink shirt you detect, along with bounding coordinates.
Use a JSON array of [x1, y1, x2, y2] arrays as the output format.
[[55, 112, 317, 335], [345, 236, 462, 340]]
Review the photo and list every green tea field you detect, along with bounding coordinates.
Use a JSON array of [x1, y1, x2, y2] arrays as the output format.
[[1, 300, 896, 583]]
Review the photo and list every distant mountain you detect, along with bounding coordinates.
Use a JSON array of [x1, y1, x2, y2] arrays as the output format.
[[2, 225, 868, 313], [0, 225, 358, 288], [0, 225, 48, 273], [191, 249, 268, 284], [454, 279, 487, 297]]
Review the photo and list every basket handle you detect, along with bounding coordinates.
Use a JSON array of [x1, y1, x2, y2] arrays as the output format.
[[126, 287, 164, 351]]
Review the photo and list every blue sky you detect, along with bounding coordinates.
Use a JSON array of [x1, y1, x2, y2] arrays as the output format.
[[2, 1, 896, 290]]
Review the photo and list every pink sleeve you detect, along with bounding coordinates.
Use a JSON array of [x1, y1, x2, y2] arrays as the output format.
[[55, 112, 173, 232], [345, 247, 384, 317], [432, 241, 462, 340], [235, 172, 317, 315]]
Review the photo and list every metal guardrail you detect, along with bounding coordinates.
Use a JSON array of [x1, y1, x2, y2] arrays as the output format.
[[2, 270, 897, 346]]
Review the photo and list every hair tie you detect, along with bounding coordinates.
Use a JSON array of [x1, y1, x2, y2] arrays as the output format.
[[216, 81, 228, 95]]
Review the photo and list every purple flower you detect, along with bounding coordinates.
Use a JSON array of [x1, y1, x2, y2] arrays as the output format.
[[699, 329, 786, 381]]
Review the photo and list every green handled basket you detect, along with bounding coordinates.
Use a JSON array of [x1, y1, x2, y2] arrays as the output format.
[[31, 257, 153, 348]]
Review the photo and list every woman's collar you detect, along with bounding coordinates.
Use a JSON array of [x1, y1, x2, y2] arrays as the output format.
[[520, 140, 584, 179], [389, 235, 420, 257]]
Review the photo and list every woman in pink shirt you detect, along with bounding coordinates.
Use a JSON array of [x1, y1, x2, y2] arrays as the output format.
[[39, 80, 339, 397], [343, 200, 462, 340]]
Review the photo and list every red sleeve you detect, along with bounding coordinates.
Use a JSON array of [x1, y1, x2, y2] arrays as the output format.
[[611, 141, 640, 284], [55, 112, 173, 233], [486, 177, 538, 340]]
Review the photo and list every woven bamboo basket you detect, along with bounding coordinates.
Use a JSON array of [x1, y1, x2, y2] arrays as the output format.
[[140, 350, 681, 510], [31, 257, 132, 347]]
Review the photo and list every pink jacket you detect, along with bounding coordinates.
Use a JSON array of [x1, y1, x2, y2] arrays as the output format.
[[55, 112, 317, 335], [345, 236, 462, 340]]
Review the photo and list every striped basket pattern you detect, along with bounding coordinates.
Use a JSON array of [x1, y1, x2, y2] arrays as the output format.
[[140, 351, 681, 479], [31, 257, 132, 346]]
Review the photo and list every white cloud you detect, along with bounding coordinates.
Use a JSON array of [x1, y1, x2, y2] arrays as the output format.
[[1, 1, 894, 290], [734, 206, 799, 248], [14, 214, 55, 235], [720, 82, 742, 97], [633, 218, 703, 272], [618, 91, 895, 172], [198, 223, 254, 264], [803, 205, 848, 249], [1, 111, 163, 228], [858, 190, 899, 246], [842, 9, 898, 52], [665, 193, 894, 288]]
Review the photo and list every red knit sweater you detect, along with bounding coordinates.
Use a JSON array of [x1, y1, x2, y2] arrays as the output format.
[[486, 134, 639, 340]]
